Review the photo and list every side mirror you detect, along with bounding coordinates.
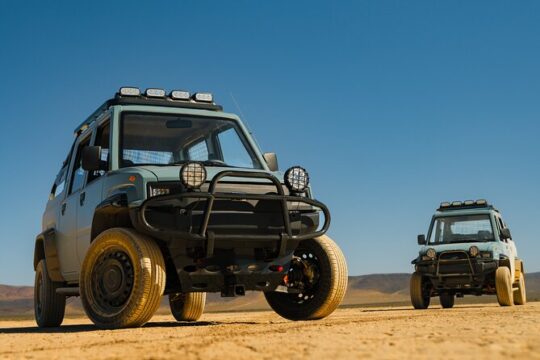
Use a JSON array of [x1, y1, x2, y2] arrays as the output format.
[[500, 228, 512, 240], [263, 152, 278, 172], [82, 146, 102, 171], [417, 234, 426, 245]]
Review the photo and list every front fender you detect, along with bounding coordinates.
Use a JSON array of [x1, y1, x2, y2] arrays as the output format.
[[34, 228, 64, 282]]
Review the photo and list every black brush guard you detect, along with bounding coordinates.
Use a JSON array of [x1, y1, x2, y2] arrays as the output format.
[[137, 171, 331, 257], [415, 251, 498, 293]]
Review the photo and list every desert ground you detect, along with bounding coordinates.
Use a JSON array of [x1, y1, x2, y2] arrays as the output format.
[[1, 302, 539, 360]]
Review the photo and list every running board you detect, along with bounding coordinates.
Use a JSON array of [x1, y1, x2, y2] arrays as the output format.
[[56, 287, 80, 296]]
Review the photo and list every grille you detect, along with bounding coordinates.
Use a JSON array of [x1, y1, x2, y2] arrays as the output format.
[[439, 251, 469, 261]]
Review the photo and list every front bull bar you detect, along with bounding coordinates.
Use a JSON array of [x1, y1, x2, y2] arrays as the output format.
[[137, 170, 331, 257]]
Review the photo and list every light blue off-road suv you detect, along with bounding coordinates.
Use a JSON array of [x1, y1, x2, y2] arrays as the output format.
[[411, 200, 526, 309], [34, 87, 347, 329]]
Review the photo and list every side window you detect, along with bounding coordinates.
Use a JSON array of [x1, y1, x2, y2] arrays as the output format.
[[217, 128, 254, 168], [69, 136, 91, 194], [88, 121, 110, 183], [187, 139, 209, 161], [497, 217, 510, 241], [50, 165, 67, 200]]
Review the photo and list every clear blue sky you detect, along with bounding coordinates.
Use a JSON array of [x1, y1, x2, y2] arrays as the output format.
[[1, 1, 539, 285]]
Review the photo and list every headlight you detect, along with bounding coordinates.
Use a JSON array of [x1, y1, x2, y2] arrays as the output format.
[[469, 246, 479, 257], [284, 166, 310, 193], [149, 187, 170, 197], [426, 248, 436, 259], [180, 162, 207, 189], [480, 251, 492, 259]]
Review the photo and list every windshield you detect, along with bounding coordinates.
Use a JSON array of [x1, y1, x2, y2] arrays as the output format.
[[120, 112, 262, 169], [428, 214, 495, 244]]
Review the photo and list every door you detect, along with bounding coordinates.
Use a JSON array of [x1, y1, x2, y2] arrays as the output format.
[[496, 216, 516, 278], [56, 134, 91, 281], [76, 120, 110, 263]]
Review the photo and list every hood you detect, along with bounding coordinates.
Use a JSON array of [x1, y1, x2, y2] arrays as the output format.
[[420, 241, 505, 257], [137, 165, 283, 184]]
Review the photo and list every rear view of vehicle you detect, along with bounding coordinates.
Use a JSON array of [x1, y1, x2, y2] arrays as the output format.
[[410, 200, 526, 309], [33, 87, 348, 329]]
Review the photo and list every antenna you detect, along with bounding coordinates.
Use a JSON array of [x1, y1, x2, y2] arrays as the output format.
[[229, 92, 264, 152], [229, 92, 255, 135]]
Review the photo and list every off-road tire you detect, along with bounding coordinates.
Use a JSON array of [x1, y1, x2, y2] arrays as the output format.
[[410, 272, 431, 309], [80, 228, 166, 328], [264, 235, 348, 320], [34, 260, 66, 327], [514, 272, 527, 305], [169, 292, 206, 321], [439, 293, 455, 309], [495, 266, 513, 306]]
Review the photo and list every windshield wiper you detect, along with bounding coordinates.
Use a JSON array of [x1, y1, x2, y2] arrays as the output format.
[[166, 160, 231, 167], [449, 239, 484, 243], [170, 161, 188, 166], [200, 160, 231, 167]]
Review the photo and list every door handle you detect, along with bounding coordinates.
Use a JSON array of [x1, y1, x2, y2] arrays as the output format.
[[80, 192, 86, 206], [61, 203, 66, 215]]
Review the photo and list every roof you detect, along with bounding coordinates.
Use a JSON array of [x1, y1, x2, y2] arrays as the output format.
[[434, 199, 500, 215], [74, 93, 223, 135]]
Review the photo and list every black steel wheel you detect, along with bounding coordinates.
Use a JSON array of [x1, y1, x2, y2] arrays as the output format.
[[80, 228, 166, 329], [34, 259, 66, 327], [264, 235, 348, 320], [91, 250, 134, 312], [410, 272, 431, 309]]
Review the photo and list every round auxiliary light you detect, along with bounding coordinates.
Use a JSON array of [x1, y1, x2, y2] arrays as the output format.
[[426, 248, 436, 259], [469, 246, 479, 257], [180, 162, 207, 189], [284, 166, 310, 193]]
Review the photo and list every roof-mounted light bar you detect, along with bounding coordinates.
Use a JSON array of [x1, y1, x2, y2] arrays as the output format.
[[192, 92, 213, 103], [118, 87, 141, 96], [170, 90, 190, 100], [439, 199, 490, 211], [145, 88, 166, 98]]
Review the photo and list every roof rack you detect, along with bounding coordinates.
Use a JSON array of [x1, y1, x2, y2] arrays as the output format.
[[74, 87, 223, 135], [437, 199, 494, 211]]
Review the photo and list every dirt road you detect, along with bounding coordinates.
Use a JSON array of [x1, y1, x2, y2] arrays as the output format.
[[1, 302, 539, 359]]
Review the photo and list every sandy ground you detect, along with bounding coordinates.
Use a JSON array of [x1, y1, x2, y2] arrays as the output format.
[[1, 302, 539, 360]]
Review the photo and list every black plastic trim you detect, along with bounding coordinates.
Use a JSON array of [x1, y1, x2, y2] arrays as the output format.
[[34, 228, 65, 282]]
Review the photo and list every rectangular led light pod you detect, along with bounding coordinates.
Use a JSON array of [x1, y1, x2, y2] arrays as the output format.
[[119, 87, 141, 96]]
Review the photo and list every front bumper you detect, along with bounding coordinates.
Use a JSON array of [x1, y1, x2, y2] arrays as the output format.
[[130, 170, 331, 294], [415, 251, 498, 291]]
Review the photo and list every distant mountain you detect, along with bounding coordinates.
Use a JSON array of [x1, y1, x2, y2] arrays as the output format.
[[0, 285, 33, 301], [1, 272, 539, 318]]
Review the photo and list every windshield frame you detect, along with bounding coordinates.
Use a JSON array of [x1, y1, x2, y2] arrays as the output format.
[[117, 110, 264, 170], [426, 213, 496, 245]]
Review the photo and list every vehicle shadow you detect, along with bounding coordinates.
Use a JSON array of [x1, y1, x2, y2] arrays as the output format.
[[0, 320, 247, 334], [358, 304, 498, 313]]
